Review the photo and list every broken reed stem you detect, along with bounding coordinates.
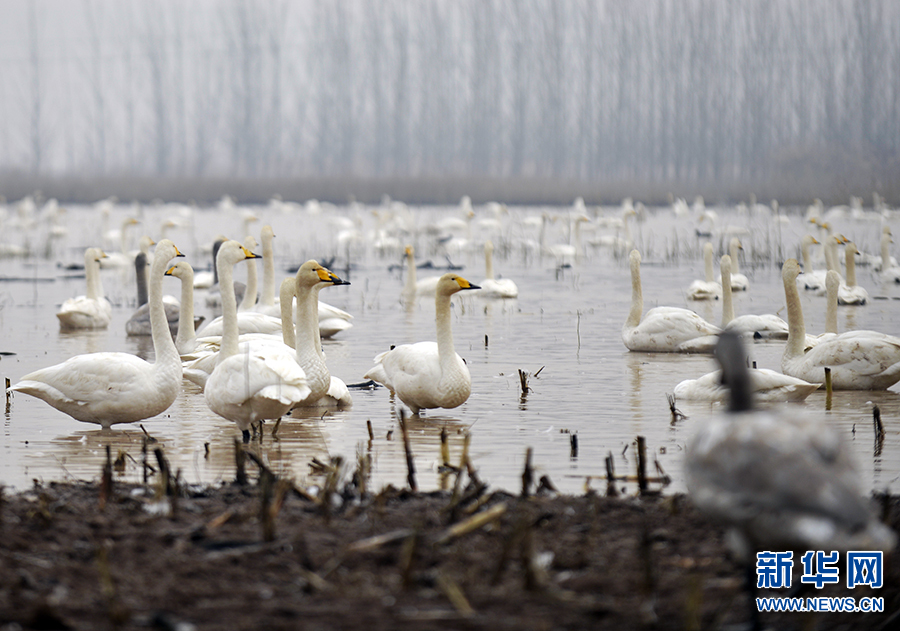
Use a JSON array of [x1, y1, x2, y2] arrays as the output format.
[[636, 436, 648, 495], [366, 419, 374, 441], [569, 433, 578, 459], [100, 444, 113, 511], [825, 367, 833, 410], [399, 530, 418, 591], [260, 467, 276, 542], [234, 438, 248, 486], [398, 410, 417, 492], [605, 451, 619, 497], [874, 405, 886, 457], [521, 447, 534, 498], [518, 369, 529, 396], [440, 426, 450, 466], [436, 572, 475, 617], [154, 447, 172, 496]]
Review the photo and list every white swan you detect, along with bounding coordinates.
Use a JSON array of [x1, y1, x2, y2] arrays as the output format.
[[365, 273, 480, 414], [238, 235, 259, 312], [476, 240, 518, 298], [290, 261, 353, 408], [797, 234, 825, 291], [873, 228, 898, 272], [836, 242, 868, 305], [727, 238, 749, 291], [674, 367, 820, 403], [99, 217, 140, 268], [402, 245, 442, 300], [57, 247, 112, 330], [781, 258, 900, 389], [720, 254, 788, 339], [10, 240, 186, 427], [686, 242, 722, 300], [686, 331, 895, 564], [622, 249, 720, 353], [204, 240, 311, 442]]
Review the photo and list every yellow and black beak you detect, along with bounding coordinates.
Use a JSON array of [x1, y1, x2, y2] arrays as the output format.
[[456, 276, 480, 291], [317, 267, 350, 286], [241, 246, 261, 260], [164, 266, 177, 277]]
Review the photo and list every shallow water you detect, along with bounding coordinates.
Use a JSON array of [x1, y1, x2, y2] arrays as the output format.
[[2, 200, 899, 495]]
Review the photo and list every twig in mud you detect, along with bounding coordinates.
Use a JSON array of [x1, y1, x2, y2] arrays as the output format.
[[569, 433, 578, 459], [437, 503, 507, 544], [140, 424, 158, 443], [636, 436, 648, 495], [96, 543, 129, 626], [398, 409, 417, 492], [534, 366, 545, 377], [518, 369, 530, 396], [521, 525, 550, 592], [874, 405, 886, 457], [399, 530, 418, 591], [666, 394, 687, 423], [605, 452, 618, 497], [100, 444, 113, 511], [440, 426, 451, 467], [436, 572, 475, 617], [536, 474, 558, 495], [259, 467, 276, 542], [521, 447, 534, 498], [234, 438, 248, 486], [366, 419, 374, 441]]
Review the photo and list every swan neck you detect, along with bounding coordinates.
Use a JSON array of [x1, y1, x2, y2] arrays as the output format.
[[721, 260, 734, 326], [729, 242, 741, 275], [218, 254, 240, 359], [294, 284, 322, 366], [175, 269, 196, 351], [85, 251, 103, 300], [825, 276, 838, 335], [239, 257, 258, 311], [148, 254, 180, 366], [703, 246, 714, 283], [485, 247, 494, 280], [845, 248, 857, 286], [135, 256, 148, 306], [404, 252, 416, 295], [625, 257, 643, 328], [435, 291, 456, 364], [783, 267, 806, 356], [280, 282, 296, 348], [881, 235, 891, 267], [801, 239, 813, 270], [260, 234, 276, 306]]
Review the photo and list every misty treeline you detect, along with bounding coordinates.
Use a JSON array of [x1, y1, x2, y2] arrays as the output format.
[[3, 0, 899, 202]]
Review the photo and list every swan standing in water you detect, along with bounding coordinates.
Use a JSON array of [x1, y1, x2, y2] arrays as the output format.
[[622, 249, 720, 353], [686, 242, 722, 300], [476, 240, 518, 298], [10, 241, 186, 427], [366, 273, 480, 414], [204, 240, 310, 442], [781, 258, 900, 389], [686, 331, 895, 625], [57, 247, 112, 330]]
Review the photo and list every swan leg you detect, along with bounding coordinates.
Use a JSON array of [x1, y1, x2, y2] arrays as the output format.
[[242, 429, 251, 444]]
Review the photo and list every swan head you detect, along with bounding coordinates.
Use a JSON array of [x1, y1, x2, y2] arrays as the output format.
[[165, 260, 194, 282], [217, 240, 259, 266], [801, 234, 819, 247], [729, 237, 743, 251], [85, 247, 108, 264], [154, 239, 185, 262], [438, 273, 480, 295], [296, 260, 350, 288], [782, 258, 801, 284], [261, 225, 274, 241], [405, 245, 414, 258]]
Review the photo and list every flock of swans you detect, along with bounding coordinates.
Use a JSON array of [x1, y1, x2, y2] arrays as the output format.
[[2, 193, 900, 497]]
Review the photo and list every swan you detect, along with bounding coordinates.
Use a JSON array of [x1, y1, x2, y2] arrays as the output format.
[[686, 331, 895, 573], [872, 228, 898, 272], [99, 217, 139, 268], [163, 260, 205, 356], [203, 240, 311, 442], [290, 261, 353, 408], [623, 250, 720, 353], [57, 247, 112, 330], [365, 273, 480, 414], [402, 245, 442, 300], [836, 242, 868, 305], [674, 366, 820, 403], [720, 255, 789, 339], [10, 241, 186, 427], [476, 240, 518, 298], [202, 238, 247, 308], [686, 242, 722, 300], [237, 235, 260, 312], [727, 238, 749, 291], [781, 258, 900, 389]]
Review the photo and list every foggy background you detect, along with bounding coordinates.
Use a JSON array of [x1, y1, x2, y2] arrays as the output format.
[[0, 0, 898, 205]]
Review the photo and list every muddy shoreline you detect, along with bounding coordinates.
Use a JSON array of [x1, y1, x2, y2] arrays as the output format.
[[1, 459, 898, 631]]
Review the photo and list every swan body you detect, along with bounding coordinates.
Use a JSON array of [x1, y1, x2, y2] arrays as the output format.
[[365, 274, 480, 414], [477, 240, 518, 298], [727, 238, 749, 291], [204, 241, 310, 440], [674, 368, 820, 403], [57, 247, 112, 330], [687, 331, 896, 560], [623, 249, 720, 353], [781, 258, 900, 389], [687, 242, 722, 300], [11, 241, 185, 427]]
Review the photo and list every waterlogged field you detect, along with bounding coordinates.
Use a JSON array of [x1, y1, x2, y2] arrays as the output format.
[[1, 198, 899, 495]]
